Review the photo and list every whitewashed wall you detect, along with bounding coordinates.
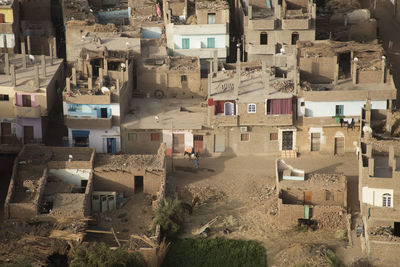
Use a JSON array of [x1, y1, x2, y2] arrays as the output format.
[[48, 169, 91, 186], [362, 187, 394, 207], [173, 34, 226, 49]]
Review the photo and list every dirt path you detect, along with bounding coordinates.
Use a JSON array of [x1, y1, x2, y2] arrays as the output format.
[[167, 153, 364, 266]]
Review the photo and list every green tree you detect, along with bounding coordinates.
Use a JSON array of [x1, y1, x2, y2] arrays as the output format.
[[68, 242, 144, 267], [152, 198, 184, 240]]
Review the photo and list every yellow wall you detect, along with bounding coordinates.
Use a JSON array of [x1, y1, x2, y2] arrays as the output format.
[[0, 8, 14, 23]]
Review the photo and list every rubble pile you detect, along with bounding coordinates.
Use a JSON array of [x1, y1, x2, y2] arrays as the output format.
[[325, 0, 361, 12], [274, 243, 334, 267], [250, 185, 275, 203], [186, 185, 226, 205], [314, 210, 347, 230], [272, 80, 295, 93], [304, 173, 345, 189], [196, 0, 229, 11], [369, 226, 400, 241]]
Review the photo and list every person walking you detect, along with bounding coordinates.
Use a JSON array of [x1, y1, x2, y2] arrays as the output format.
[[194, 157, 199, 168]]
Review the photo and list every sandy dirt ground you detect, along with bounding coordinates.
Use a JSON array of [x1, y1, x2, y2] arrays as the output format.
[[167, 153, 365, 266]]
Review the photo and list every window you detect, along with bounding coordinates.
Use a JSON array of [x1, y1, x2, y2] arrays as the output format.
[[181, 75, 187, 82], [291, 32, 299, 45], [0, 94, 9, 101], [260, 33, 268, 45], [325, 190, 334, 201], [241, 133, 249, 141], [266, 99, 292, 115], [300, 101, 305, 107], [207, 13, 216, 24], [128, 133, 137, 142], [22, 95, 32, 107], [224, 102, 235, 115], [335, 105, 344, 117], [182, 38, 190, 49], [383, 193, 392, 207], [207, 38, 215, 48], [270, 133, 278, 141], [247, 104, 256, 113], [151, 133, 160, 141]]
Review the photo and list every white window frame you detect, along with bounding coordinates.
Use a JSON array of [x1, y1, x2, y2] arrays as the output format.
[[383, 193, 392, 207], [247, 103, 256, 113]]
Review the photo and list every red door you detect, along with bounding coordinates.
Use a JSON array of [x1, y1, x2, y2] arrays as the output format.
[[193, 135, 204, 153]]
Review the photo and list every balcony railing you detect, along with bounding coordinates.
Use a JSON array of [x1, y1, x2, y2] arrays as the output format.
[[247, 44, 276, 55], [63, 93, 111, 105], [282, 18, 310, 29], [14, 105, 41, 118], [64, 116, 113, 129]]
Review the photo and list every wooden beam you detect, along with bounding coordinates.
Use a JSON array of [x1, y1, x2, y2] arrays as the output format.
[[111, 227, 121, 247]]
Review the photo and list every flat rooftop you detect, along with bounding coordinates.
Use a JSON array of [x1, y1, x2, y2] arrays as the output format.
[[122, 98, 207, 130], [210, 68, 294, 101], [196, 0, 229, 10], [250, 0, 275, 19], [280, 173, 346, 190], [0, 54, 63, 92], [302, 78, 394, 92], [140, 56, 200, 71], [95, 150, 165, 171]]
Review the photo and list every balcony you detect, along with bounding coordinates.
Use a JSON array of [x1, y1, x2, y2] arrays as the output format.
[[14, 105, 41, 118], [282, 18, 310, 30], [247, 44, 276, 55], [0, 23, 13, 33], [173, 47, 227, 59], [63, 93, 111, 105], [302, 116, 360, 127], [248, 19, 275, 30], [64, 116, 112, 129]]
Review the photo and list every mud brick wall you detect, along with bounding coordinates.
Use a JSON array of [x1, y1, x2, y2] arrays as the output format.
[[94, 171, 137, 197], [299, 57, 336, 83], [278, 200, 304, 226], [358, 71, 381, 84], [368, 241, 400, 266], [8, 203, 38, 219], [48, 161, 93, 169], [144, 170, 165, 196]]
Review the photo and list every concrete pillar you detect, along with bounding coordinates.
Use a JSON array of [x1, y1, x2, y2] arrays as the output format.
[[99, 67, 103, 87], [234, 70, 240, 98], [368, 158, 374, 177], [183, 0, 187, 19], [41, 55, 46, 78], [2, 35, 7, 53], [365, 99, 371, 123], [88, 77, 93, 90], [53, 37, 57, 58], [367, 143, 372, 158], [248, 5, 252, 19], [116, 79, 120, 91], [237, 47, 241, 63], [213, 50, 218, 74], [72, 68, 77, 86], [386, 110, 392, 133], [66, 77, 71, 91], [4, 53, 9, 75], [120, 69, 124, 83], [389, 145, 394, 168], [27, 35, 31, 55], [333, 56, 338, 85], [78, 58, 83, 72], [381, 58, 386, 83], [21, 42, 27, 68], [49, 41, 53, 65], [10, 64, 15, 86], [207, 73, 212, 97], [34, 65, 40, 89], [352, 61, 357, 84], [103, 58, 108, 74]]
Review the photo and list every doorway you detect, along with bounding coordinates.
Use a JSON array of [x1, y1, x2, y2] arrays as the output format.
[[260, 32, 268, 45], [291, 32, 299, 45], [106, 138, 116, 154], [394, 222, 400, 237], [338, 52, 351, 79], [282, 131, 293, 150], [134, 176, 143, 193], [100, 108, 108, 118], [193, 135, 204, 153], [311, 133, 320, 151], [22, 95, 32, 107], [1, 122, 11, 144], [334, 137, 345, 155], [23, 126, 34, 144], [304, 191, 312, 205], [173, 134, 185, 153], [214, 134, 225, 152]]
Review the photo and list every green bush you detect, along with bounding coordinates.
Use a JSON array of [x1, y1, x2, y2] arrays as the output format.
[[152, 197, 184, 240], [1, 256, 33, 267], [68, 242, 144, 267], [162, 237, 267, 267]]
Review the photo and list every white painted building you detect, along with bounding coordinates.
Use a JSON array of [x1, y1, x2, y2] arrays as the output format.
[[362, 187, 393, 208]]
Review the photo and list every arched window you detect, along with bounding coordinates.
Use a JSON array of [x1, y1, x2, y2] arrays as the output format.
[[224, 102, 234, 116], [383, 193, 392, 207]]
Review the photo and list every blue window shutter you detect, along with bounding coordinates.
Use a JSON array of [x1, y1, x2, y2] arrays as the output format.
[[207, 38, 215, 48], [97, 108, 101, 118], [107, 108, 111, 118]]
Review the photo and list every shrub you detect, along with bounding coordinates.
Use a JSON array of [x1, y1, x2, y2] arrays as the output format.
[[1, 256, 33, 267], [152, 197, 184, 240], [68, 242, 144, 267], [162, 237, 267, 267]]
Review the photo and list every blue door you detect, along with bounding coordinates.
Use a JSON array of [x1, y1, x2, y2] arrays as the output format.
[[107, 138, 117, 154]]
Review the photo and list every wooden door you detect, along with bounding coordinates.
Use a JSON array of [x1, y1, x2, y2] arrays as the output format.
[[335, 137, 345, 155], [193, 135, 204, 153], [173, 134, 185, 153], [282, 131, 293, 150], [304, 191, 311, 205], [22, 95, 32, 107], [23, 126, 34, 144], [1, 122, 11, 144], [311, 133, 320, 151]]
